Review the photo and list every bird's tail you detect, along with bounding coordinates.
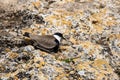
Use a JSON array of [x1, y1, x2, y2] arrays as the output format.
[[23, 32, 30, 37]]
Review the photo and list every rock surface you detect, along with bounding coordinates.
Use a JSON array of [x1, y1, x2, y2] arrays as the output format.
[[0, 0, 120, 80]]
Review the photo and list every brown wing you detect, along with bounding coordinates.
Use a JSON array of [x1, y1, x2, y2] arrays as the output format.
[[29, 35, 58, 49]]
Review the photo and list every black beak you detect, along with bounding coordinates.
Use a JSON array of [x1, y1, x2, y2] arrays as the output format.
[[62, 36, 66, 40]]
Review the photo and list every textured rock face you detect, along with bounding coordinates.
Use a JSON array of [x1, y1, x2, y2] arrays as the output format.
[[0, 0, 120, 80], [0, 0, 28, 11]]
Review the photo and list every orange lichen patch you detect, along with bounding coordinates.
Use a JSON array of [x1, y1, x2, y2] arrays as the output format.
[[80, 41, 93, 49], [91, 59, 113, 72], [80, 40, 102, 50], [104, 16, 117, 26], [34, 23, 42, 27], [40, 51, 49, 56], [46, 15, 59, 20], [90, 10, 106, 24], [34, 57, 45, 68], [113, 34, 120, 39], [76, 64, 86, 70], [96, 73, 106, 80], [73, 53, 83, 61], [60, 46, 69, 50], [45, 15, 58, 25], [45, 9, 83, 26], [53, 9, 73, 16], [53, 66, 64, 74], [106, 19, 117, 26], [65, 0, 75, 2], [0, 65, 5, 73], [10, 70, 22, 79], [53, 9, 83, 19], [40, 28, 48, 35], [55, 73, 68, 80], [76, 61, 91, 70], [55, 51, 67, 60], [45, 14, 72, 26], [34, 62, 45, 68], [88, 49, 95, 55], [76, 59, 114, 80], [5, 48, 11, 52], [90, 8, 117, 34], [22, 27, 46, 35], [37, 72, 48, 80], [34, 56, 44, 63], [69, 37, 77, 44], [8, 52, 19, 59], [71, 29, 76, 33], [22, 28, 33, 34], [80, 25, 91, 34], [89, 9, 109, 34], [89, 9, 106, 21], [92, 24, 103, 34], [61, 19, 72, 26], [79, 41, 102, 55], [32, 1, 41, 9], [109, 34, 120, 41], [64, 29, 71, 34], [1, 72, 15, 79]]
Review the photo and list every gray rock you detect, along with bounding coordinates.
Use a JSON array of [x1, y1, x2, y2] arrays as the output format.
[[23, 45, 34, 52]]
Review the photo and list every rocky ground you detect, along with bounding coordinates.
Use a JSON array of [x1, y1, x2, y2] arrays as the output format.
[[0, 0, 120, 80]]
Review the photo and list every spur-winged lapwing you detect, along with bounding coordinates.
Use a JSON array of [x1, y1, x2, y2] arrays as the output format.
[[23, 32, 65, 53]]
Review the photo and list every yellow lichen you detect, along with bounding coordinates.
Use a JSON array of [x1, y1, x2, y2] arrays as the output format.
[[104, 16, 117, 26], [80, 41, 93, 49], [22, 28, 34, 34], [8, 52, 19, 59], [60, 46, 69, 50], [34, 57, 45, 68], [55, 73, 68, 80], [32, 1, 41, 9], [5, 48, 11, 52], [41, 28, 48, 35], [96, 73, 105, 80], [65, 0, 75, 2], [45, 9, 83, 27], [69, 36, 77, 44], [76, 61, 91, 70], [93, 24, 103, 34], [92, 59, 113, 72]]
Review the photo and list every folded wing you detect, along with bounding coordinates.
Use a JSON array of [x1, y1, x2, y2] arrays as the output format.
[[29, 35, 59, 52]]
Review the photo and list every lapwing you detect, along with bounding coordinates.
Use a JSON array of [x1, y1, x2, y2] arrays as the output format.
[[23, 32, 65, 53]]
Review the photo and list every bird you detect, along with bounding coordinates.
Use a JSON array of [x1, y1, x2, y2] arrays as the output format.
[[23, 32, 66, 53]]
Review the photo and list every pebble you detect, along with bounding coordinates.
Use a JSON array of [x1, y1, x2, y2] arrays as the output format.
[[23, 45, 34, 52], [78, 70, 85, 76]]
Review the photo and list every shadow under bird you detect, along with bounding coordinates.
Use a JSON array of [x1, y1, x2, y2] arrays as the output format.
[[23, 32, 65, 53]]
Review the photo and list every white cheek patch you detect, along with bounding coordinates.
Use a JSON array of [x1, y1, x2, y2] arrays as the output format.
[[53, 35, 61, 42]]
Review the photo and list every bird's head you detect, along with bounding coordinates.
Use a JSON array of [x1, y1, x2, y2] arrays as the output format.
[[53, 32, 66, 42]]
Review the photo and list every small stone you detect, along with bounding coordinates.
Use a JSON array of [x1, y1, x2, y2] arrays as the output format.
[[78, 70, 85, 76], [9, 32, 17, 36], [23, 45, 34, 52]]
